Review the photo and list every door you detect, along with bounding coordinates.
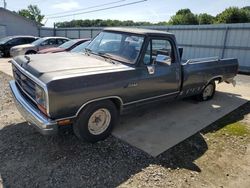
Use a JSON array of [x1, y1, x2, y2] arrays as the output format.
[[125, 37, 181, 105], [5, 38, 26, 54]]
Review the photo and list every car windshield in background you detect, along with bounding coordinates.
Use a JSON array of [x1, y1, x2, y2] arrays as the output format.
[[87, 31, 144, 64], [31, 38, 45, 46], [59, 40, 76, 49], [0, 36, 12, 44], [71, 41, 90, 53]]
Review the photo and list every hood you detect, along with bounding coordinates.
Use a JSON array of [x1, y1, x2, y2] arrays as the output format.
[[13, 52, 134, 82], [38, 47, 65, 54], [12, 44, 34, 49]]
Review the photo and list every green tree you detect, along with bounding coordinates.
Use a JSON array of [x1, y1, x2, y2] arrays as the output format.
[[215, 7, 249, 23], [17, 5, 44, 26], [242, 6, 250, 21], [55, 19, 154, 28], [197, 13, 214, 24], [168, 9, 198, 25]]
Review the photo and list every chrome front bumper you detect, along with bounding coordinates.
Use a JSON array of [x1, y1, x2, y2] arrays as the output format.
[[9, 80, 58, 135]]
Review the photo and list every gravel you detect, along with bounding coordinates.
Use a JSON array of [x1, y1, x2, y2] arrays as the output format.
[[0, 71, 250, 188]]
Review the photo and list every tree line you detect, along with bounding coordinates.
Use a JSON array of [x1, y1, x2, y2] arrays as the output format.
[[168, 7, 250, 25], [16, 5, 250, 27]]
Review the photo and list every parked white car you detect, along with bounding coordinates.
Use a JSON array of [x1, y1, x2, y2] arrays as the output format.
[[10, 37, 69, 57]]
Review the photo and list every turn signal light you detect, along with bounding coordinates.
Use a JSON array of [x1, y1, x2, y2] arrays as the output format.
[[57, 119, 71, 126]]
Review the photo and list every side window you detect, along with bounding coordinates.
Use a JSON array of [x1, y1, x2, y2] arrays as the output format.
[[48, 39, 57, 45], [143, 41, 151, 65], [63, 39, 68, 43], [25, 38, 36, 43], [41, 39, 49, 46], [7, 38, 22, 45], [57, 39, 68, 45], [143, 39, 174, 65], [57, 39, 64, 45]]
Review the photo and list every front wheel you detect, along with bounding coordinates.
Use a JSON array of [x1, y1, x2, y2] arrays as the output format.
[[197, 81, 216, 101], [73, 100, 118, 142]]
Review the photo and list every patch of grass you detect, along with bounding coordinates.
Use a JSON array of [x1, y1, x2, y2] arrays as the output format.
[[216, 122, 250, 137]]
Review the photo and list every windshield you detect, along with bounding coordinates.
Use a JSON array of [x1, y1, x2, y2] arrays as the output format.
[[0, 36, 12, 44], [59, 40, 76, 49], [71, 41, 90, 53], [87, 31, 144, 64], [31, 38, 45, 46]]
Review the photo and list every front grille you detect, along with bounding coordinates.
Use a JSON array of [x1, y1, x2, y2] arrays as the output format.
[[13, 65, 36, 102]]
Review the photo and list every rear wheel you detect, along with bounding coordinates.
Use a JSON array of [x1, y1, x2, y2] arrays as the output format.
[[197, 81, 216, 101], [73, 100, 118, 142]]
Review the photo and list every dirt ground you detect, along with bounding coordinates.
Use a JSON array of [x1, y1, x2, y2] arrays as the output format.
[[0, 70, 250, 188]]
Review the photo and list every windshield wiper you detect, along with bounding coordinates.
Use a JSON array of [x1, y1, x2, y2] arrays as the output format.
[[84, 48, 93, 56], [97, 52, 112, 58], [97, 52, 118, 64]]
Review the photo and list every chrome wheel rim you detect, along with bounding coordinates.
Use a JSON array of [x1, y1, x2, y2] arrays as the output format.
[[88, 108, 111, 135], [203, 84, 214, 99]]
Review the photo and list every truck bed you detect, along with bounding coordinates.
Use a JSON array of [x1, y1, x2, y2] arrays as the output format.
[[180, 56, 238, 97]]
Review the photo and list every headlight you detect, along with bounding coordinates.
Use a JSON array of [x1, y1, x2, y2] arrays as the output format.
[[35, 85, 47, 115]]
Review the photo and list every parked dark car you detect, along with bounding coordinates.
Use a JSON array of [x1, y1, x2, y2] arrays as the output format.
[[38, 38, 90, 54], [9, 28, 238, 142], [70, 40, 91, 53], [0, 36, 39, 57]]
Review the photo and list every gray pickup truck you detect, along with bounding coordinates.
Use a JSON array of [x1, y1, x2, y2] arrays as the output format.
[[9, 28, 238, 142]]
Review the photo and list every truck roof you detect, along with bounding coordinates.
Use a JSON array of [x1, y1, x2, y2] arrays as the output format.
[[103, 27, 174, 36]]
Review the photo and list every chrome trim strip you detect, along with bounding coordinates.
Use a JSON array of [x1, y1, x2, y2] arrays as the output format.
[[182, 56, 219, 65], [55, 92, 180, 121], [76, 96, 124, 117], [11, 59, 50, 116], [54, 96, 124, 122], [123, 91, 180, 106]]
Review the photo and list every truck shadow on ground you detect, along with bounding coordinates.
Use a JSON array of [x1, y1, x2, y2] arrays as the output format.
[[0, 123, 207, 187], [0, 101, 249, 187]]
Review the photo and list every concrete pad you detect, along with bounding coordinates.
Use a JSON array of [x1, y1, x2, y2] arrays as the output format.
[[0, 58, 12, 76], [112, 83, 250, 157]]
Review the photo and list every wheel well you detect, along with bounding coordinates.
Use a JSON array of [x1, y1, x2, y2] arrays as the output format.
[[208, 76, 223, 84], [213, 76, 223, 83], [75, 97, 123, 118], [109, 98, 122, 112]]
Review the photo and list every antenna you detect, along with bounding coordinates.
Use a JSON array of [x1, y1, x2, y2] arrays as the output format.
[[3, 0, 7, 9]]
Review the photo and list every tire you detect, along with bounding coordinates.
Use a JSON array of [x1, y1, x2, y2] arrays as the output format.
[[197, 81, 216, 101], [73, 100, 118, 142]]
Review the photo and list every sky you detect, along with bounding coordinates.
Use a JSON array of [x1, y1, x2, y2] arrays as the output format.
[[1, 0, 249, 26]]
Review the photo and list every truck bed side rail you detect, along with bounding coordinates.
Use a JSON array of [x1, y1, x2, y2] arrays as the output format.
[[183, 56, 219, 65]]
